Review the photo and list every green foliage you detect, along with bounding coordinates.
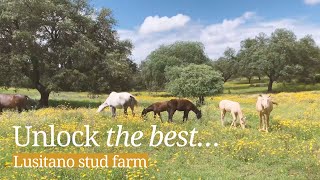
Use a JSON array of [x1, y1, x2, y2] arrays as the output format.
[[165, 64, 224, 98], [213, 47, 238, 82], [237, 38, 263, 83], [236, 29, 320, 91], [141, 41, 210, 90], [0, 0, 136, 106]]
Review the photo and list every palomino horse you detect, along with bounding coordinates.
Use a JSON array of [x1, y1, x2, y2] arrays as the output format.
[[256, 94, 277, 132], [141, 101, 168, 122], [0, 94, 38, 113], [167, 99, 202, 122], [219, 100, 246, 129], [97, 92, 138, 117]]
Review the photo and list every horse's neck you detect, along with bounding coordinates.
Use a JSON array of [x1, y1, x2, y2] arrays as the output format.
[[146, 105, 155, 112], [191, 105, 200, 113]]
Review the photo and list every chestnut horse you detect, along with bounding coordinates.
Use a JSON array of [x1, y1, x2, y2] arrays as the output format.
[[141, 101, 168, 122], [0, 94, 37, 113], [167, 99, 202, 122]]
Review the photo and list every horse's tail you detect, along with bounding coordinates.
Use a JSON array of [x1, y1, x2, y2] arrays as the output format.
[[130, 96, 138, 106]]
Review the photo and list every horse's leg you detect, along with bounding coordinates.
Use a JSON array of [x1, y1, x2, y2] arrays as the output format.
[[130, 105, 135, 117], [266, 113, 270, 132], [183, 111, 187, 122], [153, 112, 157, 120], [220, 110, 226, 126], [230, 112, 237, 128], [111, 107, 116, 117], [0, 108, 2, 114], [259, 112, 263, 131], [24, 105, 29, 112], [168, 109, 175, 123], [124, 105, 128, 116], [167, 110, 171, 122], [186, 111, 190, 121], [158, 112, 163, 123], [183, 111, 190, 122], [18, 106, 22, 113], [172, 110, 176, 122], [263, 114, 267, 131]]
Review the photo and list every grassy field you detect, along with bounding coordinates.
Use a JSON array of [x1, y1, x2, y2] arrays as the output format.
[[1, 82, 320, 179]]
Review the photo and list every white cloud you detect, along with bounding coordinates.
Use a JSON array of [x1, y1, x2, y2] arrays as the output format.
[[119, 12, 320, 62], [304, 0, 320, 5], [138, 14, 190, 34]]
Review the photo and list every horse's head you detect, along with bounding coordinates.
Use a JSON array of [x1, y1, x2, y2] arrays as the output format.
[[141, 108, 147, 117], [196, 110, 202, 119], [26, 97, 39, 110], [259, 94, 272, 109], [240, 116, 246, 129]]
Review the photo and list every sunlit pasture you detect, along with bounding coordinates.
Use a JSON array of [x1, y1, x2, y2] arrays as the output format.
[[0, 83, 320, 179]]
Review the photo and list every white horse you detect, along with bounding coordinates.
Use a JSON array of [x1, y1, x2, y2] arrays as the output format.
[[256, 94, 277, 132], [97, 92, 138, 117], [219, 100, 246, 129]]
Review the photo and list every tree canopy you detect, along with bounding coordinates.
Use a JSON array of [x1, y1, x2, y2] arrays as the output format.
[[165, 64, 224, 104], [218, 28, 320, 91], [0, 0, 136, 106], [140, 41, 211, 91], [212, 47, 238, 82]]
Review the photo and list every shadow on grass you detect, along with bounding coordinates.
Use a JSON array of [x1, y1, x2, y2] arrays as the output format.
[[48, 99, 154, 109], [49, 99, 101, 108], [272, 83, 320, 93], [225, 83, 320, 94]]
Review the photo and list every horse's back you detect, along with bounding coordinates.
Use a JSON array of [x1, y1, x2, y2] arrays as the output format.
[[168, 99, 194, 110], [219, 100, 240, 112], [0, 94, 27, 108], [106, 92, 136, 108], [153, 101, 168, 111]]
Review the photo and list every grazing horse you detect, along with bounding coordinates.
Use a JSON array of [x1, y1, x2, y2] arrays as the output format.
[[219, 100, 246, 129], [256, 94, 277, 132], [141, 101, 168, 122], [0, 94, 37, 113], [167, 99, 202, 122], [97, 92, 138, 117]]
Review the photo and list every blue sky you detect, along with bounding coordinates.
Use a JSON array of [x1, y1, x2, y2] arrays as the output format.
[[91, 0, 320, 62]]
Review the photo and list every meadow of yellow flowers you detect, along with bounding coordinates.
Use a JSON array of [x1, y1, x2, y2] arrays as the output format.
[[0, 88, 320, 179]]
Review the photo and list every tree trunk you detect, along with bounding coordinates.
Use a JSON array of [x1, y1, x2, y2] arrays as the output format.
[[198, 96, 205, 105], [35, 83, 50, 107], [39, 91, 50, 107], [268, 78, 273, 92], [248, 77, 252, 84]]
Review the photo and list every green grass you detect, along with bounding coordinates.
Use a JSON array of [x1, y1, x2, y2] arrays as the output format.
[[0, 82, 320, 179], [224, 79, 320, 94]]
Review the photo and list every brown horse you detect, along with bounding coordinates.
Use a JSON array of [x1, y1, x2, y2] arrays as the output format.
[[0, 94, 37, 113], [167, 99, 202, 122], [141, 101, 168, 122]]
